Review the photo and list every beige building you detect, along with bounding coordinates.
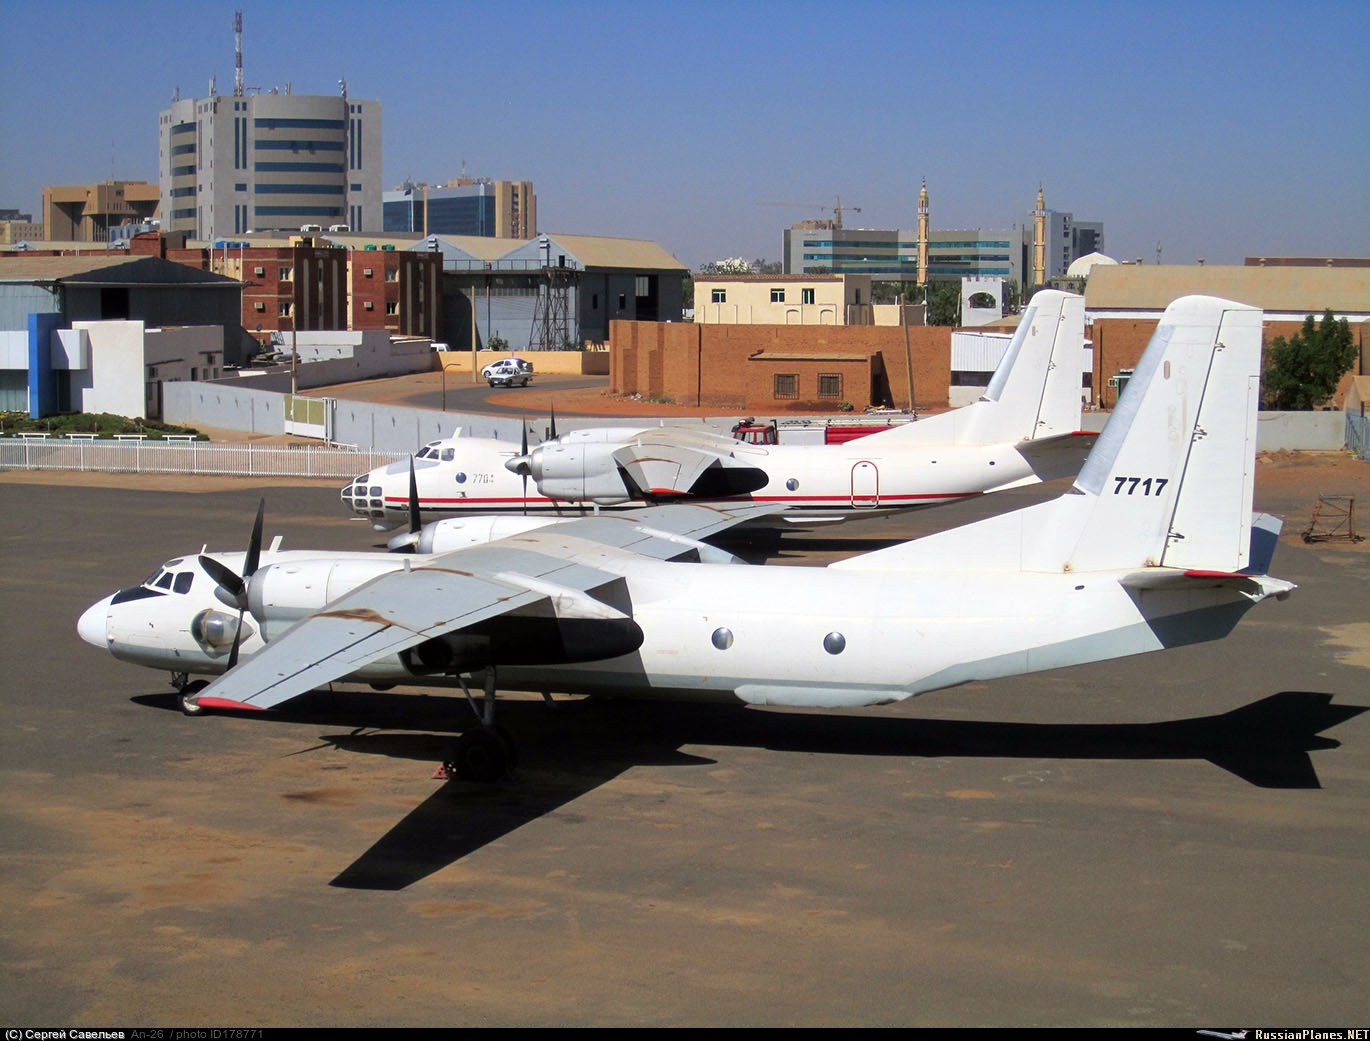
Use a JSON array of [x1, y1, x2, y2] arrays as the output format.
[[694, 273, 872, 325], [41, 181, 160, 242]]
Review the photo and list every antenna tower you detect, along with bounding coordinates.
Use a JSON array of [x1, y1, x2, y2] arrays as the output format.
[[234, 11, 244, 97]]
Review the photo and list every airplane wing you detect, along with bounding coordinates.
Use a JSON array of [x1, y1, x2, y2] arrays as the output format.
[[612, 428, 766, 498], [191, 503, 779, 712]]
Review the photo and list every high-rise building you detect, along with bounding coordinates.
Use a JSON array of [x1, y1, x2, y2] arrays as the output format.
[[159, 90, 381, 240], [384, 179, 536, 238]]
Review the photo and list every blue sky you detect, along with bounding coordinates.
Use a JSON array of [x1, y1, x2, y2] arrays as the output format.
[[2, 0, 1367, 270]]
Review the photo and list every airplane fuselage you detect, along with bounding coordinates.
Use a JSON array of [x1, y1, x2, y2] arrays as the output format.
[[342, 434, 1052, 524], [81, 545, 1264, 710]]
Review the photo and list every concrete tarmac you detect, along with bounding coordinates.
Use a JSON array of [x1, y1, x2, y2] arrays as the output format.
[[1, 463, 1368, 1026]]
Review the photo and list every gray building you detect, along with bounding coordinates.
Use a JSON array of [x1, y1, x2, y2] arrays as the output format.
[[418, 232, 686, 349], [0, 255, 242, 415], [159, 91, 382, 240], [783, 225, 1032, 287]]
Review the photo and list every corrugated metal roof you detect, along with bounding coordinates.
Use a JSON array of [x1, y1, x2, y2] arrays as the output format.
[[1085, 265, 1370, 312], [537, 233, 686, 271], [0, 255, 238, 285], [429, 234, 526, 262]]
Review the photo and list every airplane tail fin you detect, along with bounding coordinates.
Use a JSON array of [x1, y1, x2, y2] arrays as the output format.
[[834, 295, 1265, 576], [857, 290, 1084, 448], [1049, 294, 1262, 573]]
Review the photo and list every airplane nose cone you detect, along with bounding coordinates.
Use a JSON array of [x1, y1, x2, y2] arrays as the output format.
[[78, 594, 113, 648]]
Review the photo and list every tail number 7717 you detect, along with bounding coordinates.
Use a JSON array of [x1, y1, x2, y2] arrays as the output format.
[[1113, 476, 1168, 496]]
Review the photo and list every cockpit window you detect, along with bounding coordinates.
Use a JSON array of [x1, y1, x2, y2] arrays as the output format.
[[441, 448, 455, 461], [370, 486, 382, 497], [173, 572, 194, 594], [417, 447, 437, 459], [155, 571, 175, 590]]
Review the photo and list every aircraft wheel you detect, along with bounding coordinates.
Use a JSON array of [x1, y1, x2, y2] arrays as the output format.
[[446, 727, 509, 782], [180, 680, 209, 716]]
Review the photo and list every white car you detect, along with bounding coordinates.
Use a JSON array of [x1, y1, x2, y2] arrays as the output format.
[[481, 358, 533, 387]]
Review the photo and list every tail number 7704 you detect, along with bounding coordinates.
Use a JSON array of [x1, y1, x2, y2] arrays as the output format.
[[1113, 476, 1168, 496]]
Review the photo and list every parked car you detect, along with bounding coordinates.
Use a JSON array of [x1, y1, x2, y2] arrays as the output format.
[[482, 357, 533, 387]]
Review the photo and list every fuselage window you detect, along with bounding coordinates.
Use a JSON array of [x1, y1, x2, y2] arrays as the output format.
[[173, 572, 194, 594]]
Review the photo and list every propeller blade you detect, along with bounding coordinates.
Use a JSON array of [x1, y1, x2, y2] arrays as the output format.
[[226, 605, 246, 670], [521, 419, 529, 516], [243, 498, 264, 580], [548, 404, 557, 441], [199, 554, 246, 607], [407, 455, 420, 535]]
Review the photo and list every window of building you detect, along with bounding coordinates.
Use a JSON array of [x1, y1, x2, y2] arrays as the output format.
[[279, 302, 292, 317], [774, 374, 799, 400], [253, 266, 265, 276], [771, 288, 785, 303], [279, 267, 292, 281], [386, 302, 397, 315], [592, 293, 599, 309], [618, 294, 626, 310], [363, 267, 373, 277], [364, 300, 374, 310], [711, 288, 726, 304], [818, 374, 843, 398], [635, 276, 649, 296], [253, 301, 265, 311], [385, 269, 398, 282], [802, 288, 815, 305]]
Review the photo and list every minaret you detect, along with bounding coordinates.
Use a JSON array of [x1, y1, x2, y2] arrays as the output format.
[[1032, 183, 1047, 287], [916, 179, 930, 287]]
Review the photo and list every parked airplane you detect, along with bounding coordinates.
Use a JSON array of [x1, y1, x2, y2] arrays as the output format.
[[81, 295, 1291, 782], [339, 290, 1093, 527]]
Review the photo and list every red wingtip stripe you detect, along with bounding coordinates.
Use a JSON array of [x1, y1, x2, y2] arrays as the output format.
[[194, 696, 266, 711], [1183, 569, 1245, 579]]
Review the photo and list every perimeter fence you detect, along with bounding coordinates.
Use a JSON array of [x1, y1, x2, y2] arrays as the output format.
[[0, 437, 404, 478], [1349, 413, 1370, 462]]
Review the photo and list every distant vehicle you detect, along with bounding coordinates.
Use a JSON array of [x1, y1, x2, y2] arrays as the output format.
[[482, 358, 533, 387]]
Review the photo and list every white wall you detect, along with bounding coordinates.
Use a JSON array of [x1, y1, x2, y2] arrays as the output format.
[[69, 321, 146, 417]]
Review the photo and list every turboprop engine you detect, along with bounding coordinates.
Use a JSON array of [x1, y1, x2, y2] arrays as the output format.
[[518, 441, 632, 504]]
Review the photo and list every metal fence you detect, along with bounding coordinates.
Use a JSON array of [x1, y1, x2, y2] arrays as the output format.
[[0, 438, 404, 478], [1349, 413, 1370, 462]]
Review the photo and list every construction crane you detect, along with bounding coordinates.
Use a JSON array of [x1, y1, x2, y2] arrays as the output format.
[[758, 195, 863, 230]]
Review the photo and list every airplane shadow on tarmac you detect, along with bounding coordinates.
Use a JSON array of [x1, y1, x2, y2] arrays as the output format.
[[132, 690, 1364, 890]]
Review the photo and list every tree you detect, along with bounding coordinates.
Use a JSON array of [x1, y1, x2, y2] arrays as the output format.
[[1262, 310, 1357, 410], [926, 282, 961, 326]]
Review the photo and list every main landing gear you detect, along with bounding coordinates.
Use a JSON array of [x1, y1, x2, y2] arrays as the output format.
[[445, 669, 519, 783], [171, 673, 209, 715]]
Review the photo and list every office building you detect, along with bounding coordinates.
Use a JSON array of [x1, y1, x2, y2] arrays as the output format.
[[384, 180, 536, 238], [159, 90, 382, 240]]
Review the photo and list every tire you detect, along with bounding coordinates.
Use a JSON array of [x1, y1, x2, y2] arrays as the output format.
[[180, 679, 209, 715]]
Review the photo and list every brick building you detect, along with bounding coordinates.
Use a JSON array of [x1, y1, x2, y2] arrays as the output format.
[[1084, 265, 1369, 407], [611, 320, 952, 412]]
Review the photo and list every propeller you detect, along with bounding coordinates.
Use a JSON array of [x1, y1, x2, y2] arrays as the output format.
[[548, 403, 557, 442], [520, 419, 529, 515], [198, 498, 265, 670], [386, 455, 423, 552]]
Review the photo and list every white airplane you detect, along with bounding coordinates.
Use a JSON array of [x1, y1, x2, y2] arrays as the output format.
[[339, 290, 1093, 527], [80, 295, 1293, 784]]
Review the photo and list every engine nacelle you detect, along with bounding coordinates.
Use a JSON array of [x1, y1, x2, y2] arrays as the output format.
[[417, 515, 558, 555], [529, 442, 632, 504], [247, 557, 403, 634]]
